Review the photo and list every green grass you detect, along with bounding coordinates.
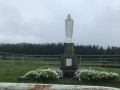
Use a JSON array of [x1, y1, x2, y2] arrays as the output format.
[[0, 62, 56, 82], [0, 59, 120, 88]]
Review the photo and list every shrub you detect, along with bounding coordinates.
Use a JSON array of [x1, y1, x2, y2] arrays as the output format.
[[25, 68, 63, 80], [74, 68, 119, 81]]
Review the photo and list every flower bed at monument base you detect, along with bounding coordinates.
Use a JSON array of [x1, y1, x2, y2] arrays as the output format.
[[24, 67, 119, 83], [74, 68, 119, 81], [24, 68, 63, 81]]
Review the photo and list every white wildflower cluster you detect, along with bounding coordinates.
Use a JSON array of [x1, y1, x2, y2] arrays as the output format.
[[25, 68, 63, 80], [74, 68, 119, 81]]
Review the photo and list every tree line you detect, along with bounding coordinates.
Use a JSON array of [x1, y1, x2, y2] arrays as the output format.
[[0, 43, 120, 55]]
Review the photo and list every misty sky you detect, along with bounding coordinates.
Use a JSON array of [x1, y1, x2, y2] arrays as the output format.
[[0, 0, 120, 47]]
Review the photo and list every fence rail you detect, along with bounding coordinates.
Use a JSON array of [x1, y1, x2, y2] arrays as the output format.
[[0, 52, 120, 66]]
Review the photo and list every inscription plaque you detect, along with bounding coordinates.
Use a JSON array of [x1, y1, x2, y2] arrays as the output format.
[[66, 58, 72, 66]]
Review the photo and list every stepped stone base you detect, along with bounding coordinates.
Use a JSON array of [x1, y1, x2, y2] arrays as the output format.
[[60, 54, 78, 70], [60, 43, 78, 77], [64, 43, 74, 54]]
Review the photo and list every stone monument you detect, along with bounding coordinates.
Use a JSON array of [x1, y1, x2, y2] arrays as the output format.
[[60, 14, 78, 77]]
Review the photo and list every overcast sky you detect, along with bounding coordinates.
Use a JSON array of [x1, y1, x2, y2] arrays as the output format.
[[0, 0, 120, 47]]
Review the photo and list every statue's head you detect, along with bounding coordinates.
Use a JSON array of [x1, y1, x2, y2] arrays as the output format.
[[67, 14, 71, 19]]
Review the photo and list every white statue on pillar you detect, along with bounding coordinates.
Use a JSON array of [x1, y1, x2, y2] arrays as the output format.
[[65, 14, 74, 43]]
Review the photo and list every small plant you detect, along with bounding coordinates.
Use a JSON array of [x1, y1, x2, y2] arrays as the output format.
[[74, 68, 119, 81], [24, 68, 63, 80]]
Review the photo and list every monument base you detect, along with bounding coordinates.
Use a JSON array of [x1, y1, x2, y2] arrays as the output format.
[[60, 54, 78, 77], [62, 70, 76, 77], [64, 43, 74, 54]]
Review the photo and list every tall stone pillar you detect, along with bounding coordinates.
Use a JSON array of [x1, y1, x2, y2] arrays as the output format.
[[60, 14, 78, 77]]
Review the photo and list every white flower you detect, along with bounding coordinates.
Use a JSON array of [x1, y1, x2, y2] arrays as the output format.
[[74, 68, 119, 81], [24, 68, 63, 80]]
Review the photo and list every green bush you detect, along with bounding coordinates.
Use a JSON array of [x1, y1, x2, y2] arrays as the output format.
[[74, 68, 119, 81], [25, 68, 63, 80]]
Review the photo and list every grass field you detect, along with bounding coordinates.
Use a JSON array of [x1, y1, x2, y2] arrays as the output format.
[[0, 59, 120, 88]]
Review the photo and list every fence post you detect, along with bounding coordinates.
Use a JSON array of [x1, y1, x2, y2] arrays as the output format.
[[80, 55, 81, 65], [41, 56, 43, 64], [23, 55, 24, 64], [100, 56, 102, 65], [12, 54, 14, 64]]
